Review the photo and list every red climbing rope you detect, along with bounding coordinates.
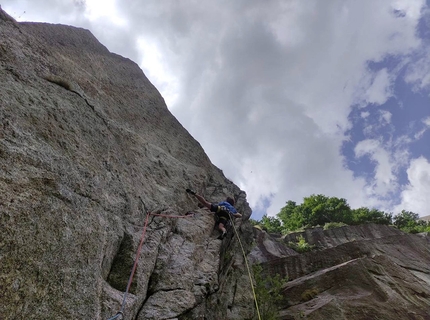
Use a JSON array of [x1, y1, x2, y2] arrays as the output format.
[[107, 210, 195, 320], [125, 213, 151, 294], [150, 212, 193, 218]]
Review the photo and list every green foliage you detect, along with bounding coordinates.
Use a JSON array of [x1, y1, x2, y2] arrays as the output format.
[[277, 200, 304, 232], [260, 214, 283, 233], [400, 223, 430, 234], [393, 210, 419, 229], [252, 264, 288, 320], [288, 235, 314, 253], [255, 194, 422, 234], [323, 222, 347, 230], [250, 215, 283, 233], [276, 194, 393, 232], [393, 210, 430, 233], [277, 195, 353, 232], [301, 194, 353, 226], [352, 207, 392, 225], [301, 288, 319, 301]]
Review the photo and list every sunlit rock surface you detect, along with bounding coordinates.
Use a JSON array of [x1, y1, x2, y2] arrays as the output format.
[[251, 224, 430, 319]]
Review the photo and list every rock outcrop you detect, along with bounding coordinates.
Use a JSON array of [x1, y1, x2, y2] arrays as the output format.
[[251, 224, 430, 319], [0, 7, 254, 320]]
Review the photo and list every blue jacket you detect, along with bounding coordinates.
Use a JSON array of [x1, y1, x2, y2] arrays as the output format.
[[217, 201, 237, 214]]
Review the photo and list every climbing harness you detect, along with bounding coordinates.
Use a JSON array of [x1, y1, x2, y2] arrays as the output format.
[[107, 210, 195, 320], [228, 214, 262, 320]]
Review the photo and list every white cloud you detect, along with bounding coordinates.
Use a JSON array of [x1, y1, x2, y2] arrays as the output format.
[[423, 116, 430, 127], [84, 0, 127, 26], [397, 156, 430, 216], [412, 117, 430, 140], [364, 69, 394, 105], [361, 111, 370, 119], [392, 0, 426, 19], [136, 38, 179, 107], [404, 47, 430, 90], [355, 139, 398, 195], [413, 116, 430, 139], [380, 110, 392, 124], [361, 109, 394, 138], [355, 139, 381, 158], [404, 6, 430, 91]]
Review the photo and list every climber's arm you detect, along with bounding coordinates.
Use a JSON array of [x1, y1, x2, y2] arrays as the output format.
[[186, 189, 212, 210], [194, 193, 212, 210]]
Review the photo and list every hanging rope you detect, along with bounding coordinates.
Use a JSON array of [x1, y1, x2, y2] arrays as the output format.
[[107, 210, 195, 320], [228, 214, 262, 320]]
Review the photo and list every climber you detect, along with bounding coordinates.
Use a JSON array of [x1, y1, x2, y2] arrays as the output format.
[[186, 188, 242, 239]]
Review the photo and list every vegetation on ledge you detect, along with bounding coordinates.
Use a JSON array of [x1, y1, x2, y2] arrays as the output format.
[[250, 194, 430, 235]]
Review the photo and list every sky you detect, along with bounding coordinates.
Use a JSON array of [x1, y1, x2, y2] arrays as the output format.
[[2, 0, 430, 220]]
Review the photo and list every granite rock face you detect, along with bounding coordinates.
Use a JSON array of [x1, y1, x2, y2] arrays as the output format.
[[3, 7, 430, 320], [0, 8, 254, 320], [250, 224, 430, 319]]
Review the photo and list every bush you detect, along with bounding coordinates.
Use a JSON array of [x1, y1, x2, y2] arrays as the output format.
[[288, 235, 314, 253], [393, 210, 430, 234], [323, 222, 347, 230], [351, 207, 392, 225], [252, 264, 288, 320], [301, 288, 319, 301], [400, 224, 430, 234]]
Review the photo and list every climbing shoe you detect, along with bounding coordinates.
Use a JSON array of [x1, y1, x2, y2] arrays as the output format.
[[186, 188, 196, 195]]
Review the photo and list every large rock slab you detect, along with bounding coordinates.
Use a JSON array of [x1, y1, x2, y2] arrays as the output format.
[[251, 224, 430, 319], [0, 7, 255, 320]]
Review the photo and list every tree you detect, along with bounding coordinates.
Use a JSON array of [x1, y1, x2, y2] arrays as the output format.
[[301, 194, 352, 226], [351, 207, 392, 225], [260, 214, 283, 233], [393, 210, 419, 229], [277, 196, 353, 231], [277, 200, 304, 231], [392, 210, 429, 233], [275, 194, 423, 234]]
